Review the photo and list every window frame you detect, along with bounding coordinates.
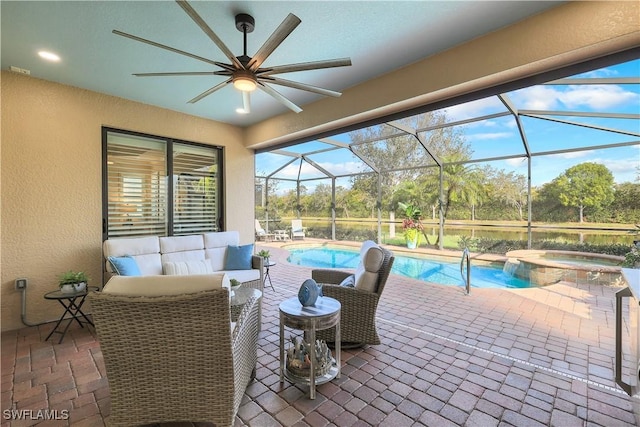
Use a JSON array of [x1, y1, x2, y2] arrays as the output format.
[[101, 126, 225, 241]]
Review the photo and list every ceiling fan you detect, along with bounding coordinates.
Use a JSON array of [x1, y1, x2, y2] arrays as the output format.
[[113, 0, 352, 114]]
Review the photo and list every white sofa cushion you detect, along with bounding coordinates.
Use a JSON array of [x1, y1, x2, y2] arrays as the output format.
[[103, 236, 163, 275], [206, 247, 227, 270], [354, 240, 384, 292], [126, 254, 163, 276], [103, 236, 160, 258], [161, 250, 206, 264], [159, 235, 204, 253], [204, 231, 239, 249], [103, 273, 230, 296], [221, 269, 261, 284], [160, 235, 206, 265], [163, 260, 215, 275]]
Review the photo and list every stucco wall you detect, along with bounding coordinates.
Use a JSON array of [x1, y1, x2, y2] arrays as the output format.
[[0, 72, 251, 331]]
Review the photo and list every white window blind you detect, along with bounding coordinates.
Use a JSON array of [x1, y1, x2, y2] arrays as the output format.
[[104, 129, 222, 239], [173, 142, 220, 235]]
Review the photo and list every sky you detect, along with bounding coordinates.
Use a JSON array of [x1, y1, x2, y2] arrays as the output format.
[[256, 58, 639, 191]]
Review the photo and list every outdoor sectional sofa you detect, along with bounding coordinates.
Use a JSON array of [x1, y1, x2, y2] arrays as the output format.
[[102, 231, 264, 293]]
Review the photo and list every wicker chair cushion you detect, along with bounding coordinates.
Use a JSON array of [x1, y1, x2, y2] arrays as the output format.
[[354, 241, 384, 292], [103, 273, 230, 296], [163, 260, 215, 275]]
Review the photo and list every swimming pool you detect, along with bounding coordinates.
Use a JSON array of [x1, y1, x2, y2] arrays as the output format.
[[287, 246, 532, 289]]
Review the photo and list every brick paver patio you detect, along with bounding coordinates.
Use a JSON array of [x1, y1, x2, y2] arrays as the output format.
[[1, 242, 637, 426]]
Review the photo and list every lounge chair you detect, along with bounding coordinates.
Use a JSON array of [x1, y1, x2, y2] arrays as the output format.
[[290, 219, 306, 240], [255, 219, 274, 242], [312, 241, 394, 348]]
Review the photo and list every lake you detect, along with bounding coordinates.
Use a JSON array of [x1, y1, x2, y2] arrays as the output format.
[[288, 219, 636, 245]]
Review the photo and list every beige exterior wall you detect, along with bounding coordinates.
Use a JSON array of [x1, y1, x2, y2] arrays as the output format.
[[0, 72, 251, 331], [244, 1, 640, 148]]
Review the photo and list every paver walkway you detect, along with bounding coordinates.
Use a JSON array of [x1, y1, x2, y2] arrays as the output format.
[[1, 242, 637, 426]]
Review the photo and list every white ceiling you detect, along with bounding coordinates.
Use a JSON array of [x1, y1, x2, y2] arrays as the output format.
[[1, 1, 564, 127]]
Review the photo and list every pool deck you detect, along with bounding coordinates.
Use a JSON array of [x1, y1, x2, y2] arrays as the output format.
[[1, 238, 637, 426], [254, 238, 637, 426]]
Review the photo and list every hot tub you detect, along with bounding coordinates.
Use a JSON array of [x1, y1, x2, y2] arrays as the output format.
[[504, 249, 624, 286]]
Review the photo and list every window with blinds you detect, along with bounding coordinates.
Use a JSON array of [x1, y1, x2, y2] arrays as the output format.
[[103, 128, 223, 239]]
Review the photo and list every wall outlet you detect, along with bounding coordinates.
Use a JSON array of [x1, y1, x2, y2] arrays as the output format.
[[15, 278, 27, 290]]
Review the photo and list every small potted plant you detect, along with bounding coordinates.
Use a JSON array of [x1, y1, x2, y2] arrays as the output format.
[[257, 249, 271, 263], [398, 202, 424, 249], [58, 271, 88, 293], [229, 278, 242, 297]]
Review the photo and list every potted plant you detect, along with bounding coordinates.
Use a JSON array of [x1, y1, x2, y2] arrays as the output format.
[[398, 202, 424, 249], [257, 249, 271, 264], [58, 271, 88, 293], [229, 278, 242, 297]]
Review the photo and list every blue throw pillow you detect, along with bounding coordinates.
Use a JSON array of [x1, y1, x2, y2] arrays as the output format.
[[108, 256, 141, 276], [339, 274, 355, 288], [224, 244, 254, 270]]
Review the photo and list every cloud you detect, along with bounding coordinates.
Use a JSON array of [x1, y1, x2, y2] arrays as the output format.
[[466, 132, 513, 141], [511, 84, 638, 111], [504, 157, 527, 167], [560, 85, 639, 109], [574, 67, 619, 79], [591, 157, 640, 175], [511, 86, 560, 110], [548, 150, 595, 159], [275, 160, 364, 179]]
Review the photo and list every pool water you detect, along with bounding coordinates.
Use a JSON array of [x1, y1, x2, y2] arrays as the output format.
[[287, 246, 532, 289]]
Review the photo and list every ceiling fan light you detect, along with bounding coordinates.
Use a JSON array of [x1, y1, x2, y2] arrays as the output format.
[[233, 72, 257, 92]]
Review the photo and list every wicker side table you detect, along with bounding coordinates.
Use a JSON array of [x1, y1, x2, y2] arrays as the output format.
[[279, 296, 341, 399]]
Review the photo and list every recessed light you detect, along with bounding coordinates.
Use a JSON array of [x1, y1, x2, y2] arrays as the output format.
[[38, 51, 61, 62]]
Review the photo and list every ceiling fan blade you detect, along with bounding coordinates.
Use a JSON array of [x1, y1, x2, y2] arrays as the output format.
[[187, 78, 232, 104], [242, 92, 251, 113], [261, 77, 342, 97], [175, 0, 244, 70], [133, 71, 219, 77], [113, 29, 219, 67], [258, 58, 352, 76], [258, 82, 303, 113], [247, 13, 301, 72]]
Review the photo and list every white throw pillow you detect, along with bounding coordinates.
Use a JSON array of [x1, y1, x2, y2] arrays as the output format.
[[354, 241, 384, 292], [163, 259, 214, 276]]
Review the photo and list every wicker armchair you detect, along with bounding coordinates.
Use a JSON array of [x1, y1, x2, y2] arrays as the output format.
[[312, 244, 394, 347], [89, 276, 260, 427]]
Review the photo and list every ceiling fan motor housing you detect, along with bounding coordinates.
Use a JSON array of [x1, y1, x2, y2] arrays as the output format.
[[235, 14, 255, 33]]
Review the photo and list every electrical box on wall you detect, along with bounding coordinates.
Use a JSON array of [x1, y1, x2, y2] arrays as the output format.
[[15, 278, 27, 290]]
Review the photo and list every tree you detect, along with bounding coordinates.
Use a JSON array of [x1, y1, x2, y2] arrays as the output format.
[[490, 169, 528, 220], [553, 162, 615, 223], [348, 111, 470, 213]]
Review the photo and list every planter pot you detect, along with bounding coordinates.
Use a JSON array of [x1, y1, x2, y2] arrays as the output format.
[[60, 284, 76, 293], [60, 282, 86, 293], [405, 233, 419, 249]]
